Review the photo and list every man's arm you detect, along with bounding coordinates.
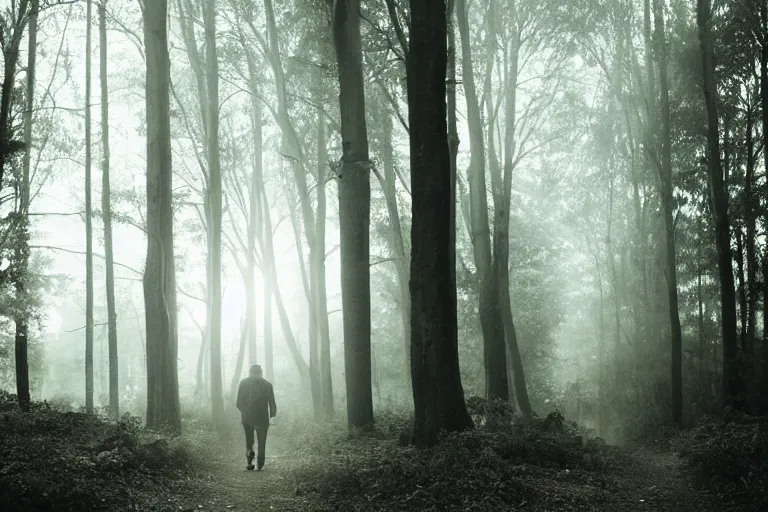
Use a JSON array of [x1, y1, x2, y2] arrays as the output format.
[[268, 383, 277, 418]]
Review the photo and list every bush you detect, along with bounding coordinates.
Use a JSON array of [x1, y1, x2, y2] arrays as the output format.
[[676, 413, 768, 507], [0, 393, 197, 511], [292, 406, 609, 511]]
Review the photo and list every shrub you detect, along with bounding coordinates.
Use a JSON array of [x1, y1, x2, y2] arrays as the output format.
[[0, 394, 197, 511], [676, 413, 768, 507], [291, 406, 609, 511]]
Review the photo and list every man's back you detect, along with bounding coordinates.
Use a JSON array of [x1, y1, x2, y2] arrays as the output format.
[[236, 375, 276, 427]]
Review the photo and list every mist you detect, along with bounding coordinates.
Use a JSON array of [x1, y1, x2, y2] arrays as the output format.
[[0, 0, 765, 510]]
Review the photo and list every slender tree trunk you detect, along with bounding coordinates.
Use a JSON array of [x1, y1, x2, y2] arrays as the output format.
[[696, 0, 743, 411], [14, 0, 37, 412], [593, 253, 607, 437], [379, 99, 410, 388], [314, 106, 334, 420], [653, 0, 683, 425], [263, 274, 273, 380], [230, 314, 247, 396], [760, 0, 768, 409], [736, 229, 747, 345], [246, 97, 259, 367], [98, 0, 119, 419], [243, 44, 273, 381], [85, 0, 95, 414], [408, 0, 474, 447], [744, 103, 756, 408], [333, 0, 373, 429], [202, 0, 224, 430], [697, 217, 706, 392], [192, 315, 207, 399], [496, 7, 532, 415], [263, 0, 317, 397], [456, 0, 509, 400]]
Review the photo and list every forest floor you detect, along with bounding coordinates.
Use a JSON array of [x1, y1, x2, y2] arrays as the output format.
[[1, 398, 759, 512], [141, 429, 743, 512]]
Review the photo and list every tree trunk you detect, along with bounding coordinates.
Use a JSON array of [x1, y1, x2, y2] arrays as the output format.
[[333, 0, 373, 429], [379, 98, 410, 388], [408, 0, 473, 447], [263, 0, 318, 397], [243, 44, 273, 381], [744, 101, 756, 407], [14, 0, 37, 412], [696, 0, 743, 411], [99, 0, 119, 419], [760, 0, 768, 409], [202, 0, 224, 430], [142, 0, 181, 433], [85, 0, 95, 414], [230, 314, 248, 397], [456, 0, 509, 400], [653, 0, 683, 425], [314, 106, 334, 420], [736, 229, 747, 345], [495, 0, 532, 415]]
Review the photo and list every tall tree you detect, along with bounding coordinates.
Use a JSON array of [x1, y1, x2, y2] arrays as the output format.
[[408, 0, 473, 447], [456, 0, 509, 401], [652, 0, 682, 425], [15, 0, 38, 412], [332, 0, 373, 429], [760, 0, 768, 408], [141, 0, 182, 433], [696, 0, 742, 411], [201, 0, 225, 431], [99, 0, 119, 419], [85, 0, 95, 415]]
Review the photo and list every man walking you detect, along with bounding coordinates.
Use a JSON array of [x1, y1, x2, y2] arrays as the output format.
[[236, 364, 277, 470]]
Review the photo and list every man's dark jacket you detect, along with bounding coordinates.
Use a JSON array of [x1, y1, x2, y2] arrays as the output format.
[[236, 376, 276, 427]]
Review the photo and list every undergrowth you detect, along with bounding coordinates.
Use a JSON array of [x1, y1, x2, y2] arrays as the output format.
[[293, 397, 609, 511], [674, 412, 768, 508], [0, 391, 214, 511]]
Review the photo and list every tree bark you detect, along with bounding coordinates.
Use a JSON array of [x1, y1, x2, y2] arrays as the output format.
[[456, 0, 509, 400], [14, 0, 37, 412], [494, 0, 532, 415], [378, 98, 410, 388], [653, 0, 683, 425], [85, 0, 95, 414], [760, 0, 768, 409], [333, 0, 373, 429], [743, 100, 756, 406], [202, 0, 224, 430], [408, 0, 473, 447], [696, 0, 743, 411], [314, 106, 334, 420], [99, 0, 119, 419], [142, 0, 181, 433]]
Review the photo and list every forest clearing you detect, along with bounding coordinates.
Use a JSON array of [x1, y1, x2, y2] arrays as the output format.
[[1, 0, 767, 510]]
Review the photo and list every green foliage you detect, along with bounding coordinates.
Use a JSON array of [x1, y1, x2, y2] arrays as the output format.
[[675, 414, 768, 507], [0, 393, 197, 511], [292, 408, 609, 511]]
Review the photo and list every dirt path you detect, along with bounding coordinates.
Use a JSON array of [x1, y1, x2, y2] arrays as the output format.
[[590, 447, 738, 512], [154, 445, 737, 512]]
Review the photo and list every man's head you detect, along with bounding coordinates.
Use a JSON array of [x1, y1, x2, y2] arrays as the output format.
[[249, 364, 263, 377]]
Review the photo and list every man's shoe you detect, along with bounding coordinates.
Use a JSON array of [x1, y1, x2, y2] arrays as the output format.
[[246, 463, 255, 471]]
